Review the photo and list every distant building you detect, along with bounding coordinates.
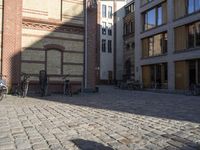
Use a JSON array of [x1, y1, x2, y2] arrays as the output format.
[[96, 0, 126, 84], [123, 1, 135, 80], [135, 0, 200, 91], [0, 0, 97, 92]]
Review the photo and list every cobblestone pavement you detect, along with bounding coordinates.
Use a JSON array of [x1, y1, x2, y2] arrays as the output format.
[[0, 86, 200, 150]]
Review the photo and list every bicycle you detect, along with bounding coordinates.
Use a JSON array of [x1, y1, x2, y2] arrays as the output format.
[[0, 74, 8, 101], [63, 75, 72, 97], [190, 84, 200, 96], [15, 73, 30, 98]]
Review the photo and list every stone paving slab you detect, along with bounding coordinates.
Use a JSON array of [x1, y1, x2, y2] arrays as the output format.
[[0, 86, 200, 150]]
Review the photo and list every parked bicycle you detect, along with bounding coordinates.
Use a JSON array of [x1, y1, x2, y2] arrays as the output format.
[[190, 84, 200, 96], [0, 74, 8, 101], [15, 73, 30, 98], [63, 74, 72, 97]]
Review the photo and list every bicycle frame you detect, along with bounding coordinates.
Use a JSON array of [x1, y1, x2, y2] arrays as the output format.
[[0, 75, 8, 101]]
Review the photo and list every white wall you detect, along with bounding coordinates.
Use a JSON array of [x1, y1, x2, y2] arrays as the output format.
[[100, 1, 114, 80]]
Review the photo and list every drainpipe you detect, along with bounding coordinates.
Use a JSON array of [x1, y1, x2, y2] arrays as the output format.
[[84, 0, 88, 89]]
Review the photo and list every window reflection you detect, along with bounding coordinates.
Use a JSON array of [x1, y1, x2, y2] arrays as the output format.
[[143, 2, 167, 31], [157, 6, 162, 26], [145, 9, 156, 30]]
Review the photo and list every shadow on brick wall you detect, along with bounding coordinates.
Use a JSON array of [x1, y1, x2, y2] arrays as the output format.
[[8, 2, 97, 94]]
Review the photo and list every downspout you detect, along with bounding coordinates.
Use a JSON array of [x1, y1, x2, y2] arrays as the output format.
[[84, 0, 88, 89]]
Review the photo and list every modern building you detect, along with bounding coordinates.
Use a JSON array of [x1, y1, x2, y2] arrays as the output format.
[[0, 0, 97, 93], [123, 1, 135, 80], [96, 0, 126, 84], [135, 0, 200, 91]]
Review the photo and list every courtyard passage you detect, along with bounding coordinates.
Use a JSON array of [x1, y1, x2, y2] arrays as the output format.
[[0, 86, 200, 150]]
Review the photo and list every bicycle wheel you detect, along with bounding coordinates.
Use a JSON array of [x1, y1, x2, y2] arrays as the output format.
[[0, 91, 4, 101]]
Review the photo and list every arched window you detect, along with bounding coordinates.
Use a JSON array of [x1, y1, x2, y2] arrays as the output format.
[[46, 50, 62, 75], [44, 44, 64, 75]]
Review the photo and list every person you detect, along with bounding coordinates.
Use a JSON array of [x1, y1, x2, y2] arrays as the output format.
[[39, 70, 48, 97]]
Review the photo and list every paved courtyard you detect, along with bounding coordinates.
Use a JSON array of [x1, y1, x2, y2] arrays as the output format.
[[0, 86, 200, 150]]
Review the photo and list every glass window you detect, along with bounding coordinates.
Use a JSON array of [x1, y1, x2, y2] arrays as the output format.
[[188, 0, 195, 14], [108, 6, 112, 19], [143, 32, 167, 57], [188, 24, 195, 48], [162, 33, 168, 53], [198, 59, 200, 83], [195, 0, 200, 11], [108, 40, 112, 53], [102, 5, 106, 18], [102, 22, 106, 35], [102, 39, 106, 52], [196, 23, 200, 47], [108, 23, 112, 36], [157, 6, 163, 26], [188, 0, 200, 14], [143, 2, 167, 31], [131, 4, 134, 12], [145, 9, 156, 30], [153, 34, 162, 55], [149, 37, 153, 56], [164, 63, 168, 81]]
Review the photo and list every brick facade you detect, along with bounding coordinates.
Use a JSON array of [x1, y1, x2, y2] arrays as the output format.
[[1, 0, 97, 93], [2, 0, 22, 87]]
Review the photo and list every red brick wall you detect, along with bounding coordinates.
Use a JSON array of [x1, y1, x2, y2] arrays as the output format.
[[86, 6, 97, 89], [2, 0, 22, 87]]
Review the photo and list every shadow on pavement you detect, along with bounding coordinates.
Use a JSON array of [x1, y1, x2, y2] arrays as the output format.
[[71, 139, 114, 150]]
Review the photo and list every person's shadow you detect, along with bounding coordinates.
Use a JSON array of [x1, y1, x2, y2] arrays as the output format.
[[71, 139, 114, 150]]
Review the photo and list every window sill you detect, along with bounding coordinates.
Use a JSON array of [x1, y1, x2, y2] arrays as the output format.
[[141, 53, 167, 59], [174, 10, 200, 22], [140, 1, 154, 8], [141, 23, 167, 34], [174, 47, 200, 54]]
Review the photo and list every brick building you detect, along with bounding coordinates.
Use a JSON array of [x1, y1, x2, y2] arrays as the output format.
[[0, 0, 97, 93]]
